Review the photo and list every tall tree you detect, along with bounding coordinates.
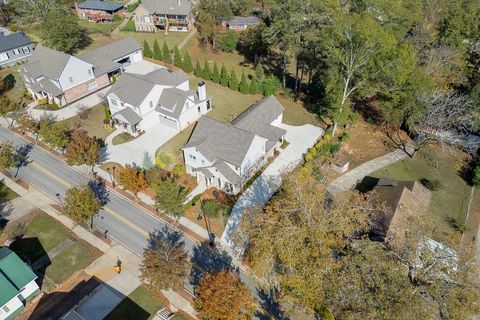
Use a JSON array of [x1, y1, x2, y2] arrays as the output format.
[[140, 227, 190, 290], [153, 39, 162, 61], [0, 143, 18, 170], [239, 71, 249, 94], [117, 164, 148, 198], [194, 59, 203, 77], [211, 62, 220, 83], [249, 75, 260, 94], [64, 184, 101, 229], [228, 70, 239, 91], [65, 129, 100, 170], [182, 51, 193, 73], [202, 59, 211, 80], [162, 41, 172, 64], [15, 0, 71, 24], [153, 177, 188, 218], [41, 10, 88, 54], [195, 0, 233, 49], [143, 40, 153, 58], [173, 47, 182, 68], [0, 97, 18, 126], [220, 63, 229, 87], [195, 271, 255, 320]]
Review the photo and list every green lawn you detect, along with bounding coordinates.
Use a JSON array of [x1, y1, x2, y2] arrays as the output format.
[[0, 182, 18, 203], [78, 19, 120, 35], [46, 240, 101, 284], [105, 286, 165, 320], [112, 132, 135, 145], [118, 31, 189, 50], [0, 66, 26, 103], [371, 146, 471, 230], [13, 213, 71, 262], [60, 103, 114, 140]]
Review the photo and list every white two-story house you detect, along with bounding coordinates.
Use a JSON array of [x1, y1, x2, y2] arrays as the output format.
[[19, 38, 142, 107], [182, 96, 286, 194], [106, 68, 211, 134]]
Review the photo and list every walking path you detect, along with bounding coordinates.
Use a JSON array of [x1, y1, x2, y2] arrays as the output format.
[[32, 238, 76, 271], [221, 123, 323, 251], [0, 171, 197, 319], [178, 29, 197, 50], [326, 145, 414, 197]]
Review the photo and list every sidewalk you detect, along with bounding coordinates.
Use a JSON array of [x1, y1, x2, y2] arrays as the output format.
[[0, 171, 198, 319]]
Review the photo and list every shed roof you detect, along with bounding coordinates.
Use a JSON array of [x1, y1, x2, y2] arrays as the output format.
[[78, 0, 124, 11], [0, 32, 32, 53], [0, 247, 37, 306]]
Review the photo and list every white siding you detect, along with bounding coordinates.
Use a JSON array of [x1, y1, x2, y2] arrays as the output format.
[[178, 100, 209, 130], [183, 147, 212, 173], [271, 113, 283, 126], [240, 135, 267, 174], [58, 56, 95, 90], [19, 280, 39, 300], [0, 296, 23, 320], [176, 80, 189, 91], [137, 84, 168, 116]]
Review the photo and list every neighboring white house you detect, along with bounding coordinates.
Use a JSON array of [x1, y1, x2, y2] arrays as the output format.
[[0, 247, 39, 320], [182, 96, 286, 194], [106, 69, 211, 134], [19, 38, 142, 107]]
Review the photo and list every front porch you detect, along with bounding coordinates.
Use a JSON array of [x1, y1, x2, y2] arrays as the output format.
[[111, 108, 142, 136], [195, 170, 238, 195]]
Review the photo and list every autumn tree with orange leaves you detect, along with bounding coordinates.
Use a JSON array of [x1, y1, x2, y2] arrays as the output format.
[[195, 270, 255, 320], [117, 164, 148, 197], [65, 129, 100, 171]]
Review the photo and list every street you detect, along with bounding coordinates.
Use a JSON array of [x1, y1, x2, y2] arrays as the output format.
[[0, 127, 279, 320]]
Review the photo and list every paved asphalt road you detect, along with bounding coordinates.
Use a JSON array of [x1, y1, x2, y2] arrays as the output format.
[[0, 127, 280, 320]]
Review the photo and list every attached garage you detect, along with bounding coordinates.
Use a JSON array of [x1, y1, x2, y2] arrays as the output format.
[[158, 115, 179, 130]]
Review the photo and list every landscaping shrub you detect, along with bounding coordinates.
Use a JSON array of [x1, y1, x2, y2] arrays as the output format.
[[201, 199, 230, 217], [121, 19, 135, 32], [155, 152, 172, 169], [249, 75, 260, 94], [143, 40, 153, 58], [194, 59, 202, 77], [211, 62, 220, 83], [218, 30, 239, 52], [145, 166, 170, 186], [172, 165, 185, 176], [182, 51, 193, 73], [153, 39, 162, 61], [202, 58, 211, 80], [2, 74, 15, 92], [420, 178, 442, 191], [262, 75, 280, 96], [104, 106, 111, 121], [162, 41, 172, 64], [37, 98, 48, 105], [220, 64, 229, 87], [317, 143, 341, 156], [339, 132, 351, 143], [239, 71, 249, 94], [472, 164, 480, 187], [110, 74, 116, 83], [228, 70, 239, 91], [174, 47, 182, 68]]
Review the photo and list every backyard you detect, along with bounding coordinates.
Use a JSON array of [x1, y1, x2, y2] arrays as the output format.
[[370, 145, 473, 235], [59, 103, 114, 140], [118, 29, 190, 50], [10, 212, 101, 291], [105, 286, 187, 320]]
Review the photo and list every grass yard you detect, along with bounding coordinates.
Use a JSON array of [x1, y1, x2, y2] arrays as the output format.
[[46, 240, 101, 284], [60, 103, 114, 140], [371, 145, 472, 232], [112, 132, 136, 145], [78, 19, 120, 35], [118, 31, 189, 50], [0, 182, 18, 203], [76, 31, 116, 55], [105, 286, 165, 320], [0, 66, 26, 103]]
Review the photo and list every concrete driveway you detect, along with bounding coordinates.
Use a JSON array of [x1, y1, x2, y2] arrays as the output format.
[[28, 86, 111, 121], [221, 123, 323, 250], [104, 122, 179, 166], [124, 59, 164, 75]]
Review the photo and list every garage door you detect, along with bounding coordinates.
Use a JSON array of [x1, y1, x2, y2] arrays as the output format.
[[159, 116, 178, 130]]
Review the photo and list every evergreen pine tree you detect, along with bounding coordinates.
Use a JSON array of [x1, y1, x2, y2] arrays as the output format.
[[182, 51, 193, 73], [220, 64, 229, 87], [239, 71, 249, 94], [162, 41, 172, 64], [211, 62, 220, 83], [228, 70, 239, 91], [255, 63, 265, 81], [194, 59, 202, 77], [249, 75, 260, 94], [173, 47, 182, 68], [143, 40, 153, 58], [153, 39, 162, 61], [202, 59, 211, 80]]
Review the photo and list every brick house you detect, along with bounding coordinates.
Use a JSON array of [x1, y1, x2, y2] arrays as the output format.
[[75, 1, 125, 22]]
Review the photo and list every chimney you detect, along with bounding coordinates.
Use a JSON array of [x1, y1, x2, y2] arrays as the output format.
[[198, 81, 206, 101]]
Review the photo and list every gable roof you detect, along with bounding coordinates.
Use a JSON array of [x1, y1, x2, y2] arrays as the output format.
[[21, 45, 71, 80], [184, 116, 256, 167], [0, 32, 32, 53], [156, 87, 197, 120], [112, 107, 142, 125], [78, 0, 124, 11], [139, 0, 191, 15], [80, 38, 140, 63], [108, 68, 188, 106], [0, 247, 37, 306], [231, 96, 286, 143]]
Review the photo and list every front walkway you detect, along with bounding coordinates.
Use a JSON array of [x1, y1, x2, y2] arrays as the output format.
[[104, 123, 179, 166], [220, 123, 323, 251], [28, 86, 111, 121], [326, 145, 414, 197]]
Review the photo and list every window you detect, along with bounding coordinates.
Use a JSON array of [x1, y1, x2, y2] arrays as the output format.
[[149, 101, 153, 108], [144, 16, 151, 23], [23, 47, 30, 53], [110, 99, 118, 106], [206, 100, 211, 110], [2, 305, 9, 313], [13, 48, 20, 55], [197, 106, 201, 113], [87, 69, 92, 76], [87, 81, 98, 91], [69, 77, 74, 84], [189, 154, 196, 160], [0, 52, 9, 62]]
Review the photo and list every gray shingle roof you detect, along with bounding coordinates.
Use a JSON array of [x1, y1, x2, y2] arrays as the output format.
[[108, 68, 189, 106], [214, 160, 241, 185], [228, 16, 260, 25], [29, 78, 63, 96], [20, 45, 71, 80], [0, 32, 32, 53], [112, 107, 142, 125], [156, 87, 197, 120], [78, 0, 124, 11], [231, 96, 286, 143], [139, 0, 191, 15], [80, 38, 140, 63], [184, 116, 256, 167]]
